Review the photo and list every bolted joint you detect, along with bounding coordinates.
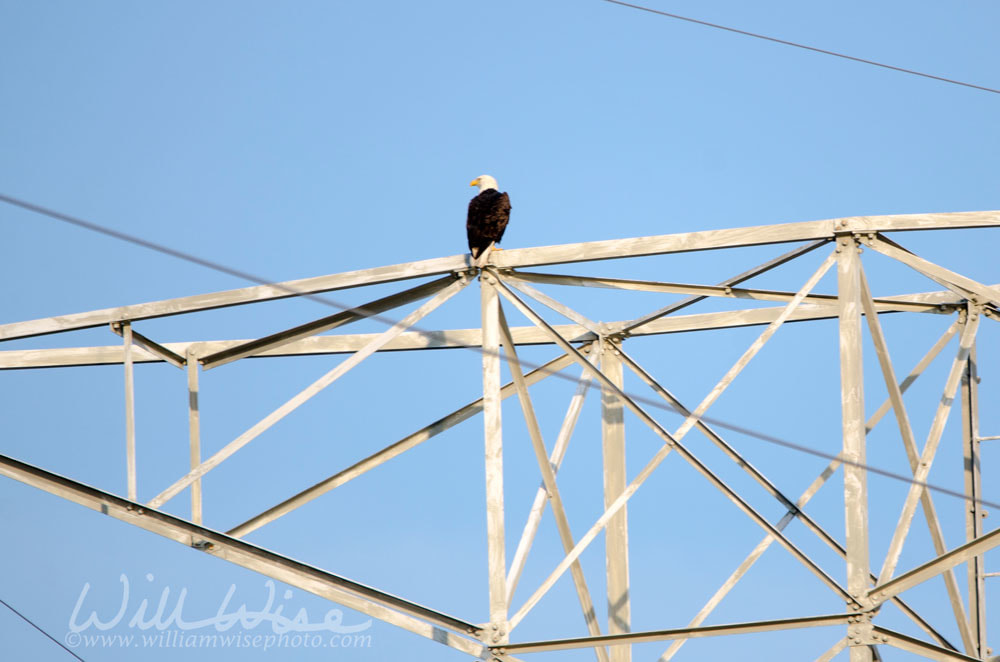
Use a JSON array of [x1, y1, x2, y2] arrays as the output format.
[[846, 619, 877, 646], [484, 621, 509, 646], [834, 233, 858, 253], [849, 593, 879, 613]]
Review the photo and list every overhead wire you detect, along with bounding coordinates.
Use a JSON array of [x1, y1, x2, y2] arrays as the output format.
[[601, 0, 1000, 96], [1, 9, 995, 655], [1, 192, 998, 514], [0, 596, 86, 662]]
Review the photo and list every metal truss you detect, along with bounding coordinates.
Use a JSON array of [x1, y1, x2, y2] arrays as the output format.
[[2, 211, 999, 660]]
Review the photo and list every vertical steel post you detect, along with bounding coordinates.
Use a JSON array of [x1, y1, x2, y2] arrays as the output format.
[[187, 349, 203, 525], [481, 273, 508, 645], [961, 314, 987, 656], [601, 339, 631, 662], [122, 321, 137, 501], [837, 235, 872, 661]]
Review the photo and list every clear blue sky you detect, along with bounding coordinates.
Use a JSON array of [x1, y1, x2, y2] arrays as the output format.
[[1, 2, 998, 661]]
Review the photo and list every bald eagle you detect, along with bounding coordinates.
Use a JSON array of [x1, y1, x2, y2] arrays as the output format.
[[467, 175, 511, 259]]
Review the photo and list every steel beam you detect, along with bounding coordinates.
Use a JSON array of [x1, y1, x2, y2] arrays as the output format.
[[494, 263, 857, 628], [111, 322, 186, 368], [480, 274, 508, 643], [186, 349, 202, 525], [506, 362, 593, 602], [4, 212, 993, 343], [622, 344, 950, 649], [199, 275, 458, 369], [600, 340, 630, 662], [877, 312, 980, 587], [495, 305, 609, 662], [619, 239, 830, 332], [500, 614, 851, 654], [0, 258, 472, 342], [0, 453, 487, 656], [656, 318, 964, 661], [2, 215, 998, 662], [148, 276, 470, 509], [488, 212, 1000, 270], [815, 638, 848, 662], [500, 275, 603, 335], [859, 269, 976, 652], [871, 526, 1000, 604], [122, 322, 137, 501], [504, 271, 867, 308], [649, 252, 837, 444], [228, 349, 585, 539], [874, 627, 983, 662], [865, 321, 960, 435], [836, 235, 871, 662], [961, 337, 988, 656], [621, 347, 846, 566], [865, 234, 1000, 307], [0, 287, 962, 371]]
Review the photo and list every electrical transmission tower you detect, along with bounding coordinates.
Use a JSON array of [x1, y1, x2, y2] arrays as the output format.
[[1, 211, 997, 661]]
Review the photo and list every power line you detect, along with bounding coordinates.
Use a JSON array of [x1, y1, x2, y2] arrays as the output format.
[[601, 0, 1000, 96], [1, 192, 999, 515], [0, 596, 86, 662]]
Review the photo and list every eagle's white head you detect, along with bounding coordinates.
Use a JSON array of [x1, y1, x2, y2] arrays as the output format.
[[470, 175, 499, 193]]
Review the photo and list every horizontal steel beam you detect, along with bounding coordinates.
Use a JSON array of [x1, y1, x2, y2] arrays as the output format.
[[0, 452, 484, 647], [490, 212, 1000, 270], [0, 258, 473, 341], [618, 239, 830, 332], [2, 212, 994, 343], [500, 614, 850, 654], [501, 270, 926, 310], [0, 289, 961, 371]]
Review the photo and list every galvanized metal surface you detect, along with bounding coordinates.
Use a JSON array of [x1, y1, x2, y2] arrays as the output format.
[[1, 214, 997, 661], [600, 341, 630, 662], [836, 235, 873, 662]]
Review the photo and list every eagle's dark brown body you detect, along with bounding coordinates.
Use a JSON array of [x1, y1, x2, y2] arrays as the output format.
[[467, 189, 511, 258]]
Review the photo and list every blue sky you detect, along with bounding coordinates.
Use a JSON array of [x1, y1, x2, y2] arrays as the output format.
[[1, 2, 999, 661]]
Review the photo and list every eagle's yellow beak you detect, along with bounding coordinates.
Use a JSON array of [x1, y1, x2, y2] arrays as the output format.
[[469, 178, 480, 187]]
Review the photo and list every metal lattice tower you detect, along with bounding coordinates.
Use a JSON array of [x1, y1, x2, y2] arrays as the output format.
[[1, 211, 998, 661]]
